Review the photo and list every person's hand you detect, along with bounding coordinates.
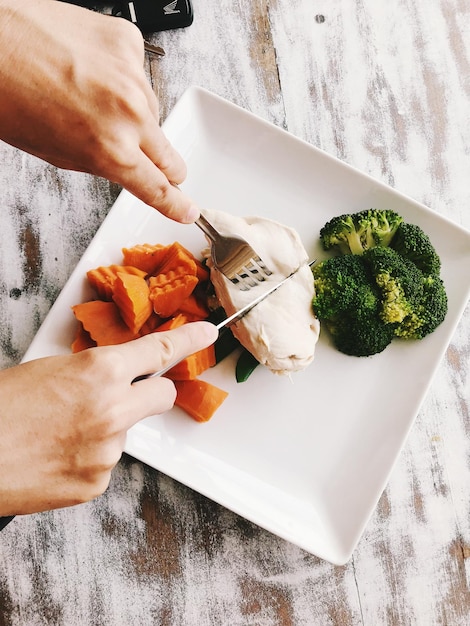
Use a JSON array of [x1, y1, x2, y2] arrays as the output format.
[[0, 322, 218, 516], [0, 0, 197, 222]]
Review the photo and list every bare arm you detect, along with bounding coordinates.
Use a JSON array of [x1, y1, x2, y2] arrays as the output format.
[[0, 0, 197, 222]]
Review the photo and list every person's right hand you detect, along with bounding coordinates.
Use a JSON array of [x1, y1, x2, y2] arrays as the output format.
[[0, 322, 218, 516], [0, 0, 197, 223]]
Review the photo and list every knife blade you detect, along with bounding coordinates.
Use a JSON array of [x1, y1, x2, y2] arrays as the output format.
[[135, 260, 314, 380]]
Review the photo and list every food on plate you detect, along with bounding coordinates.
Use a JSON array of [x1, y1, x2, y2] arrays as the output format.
[[72, 300, 138, 348], [86, 265, 148, 300], [113, 272, 153, 334], [235, 348, 261, 382], [312, 254, 396, 357], [71, 205, 323, 418], [200, 208, 320, 375], [173, 379, 229, 423], [319, 208, 404, 255], [312, 209, 448, 356], [71, 241, 228, 422], [389, 221, 442, 276]]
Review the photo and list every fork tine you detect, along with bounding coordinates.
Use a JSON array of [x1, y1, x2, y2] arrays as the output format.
[[231, 258, 273, 288], [231, 269, 258, 290], [232, 279, 253, 291], [242, 261, 268, 282], [250, 256, 273, 278]]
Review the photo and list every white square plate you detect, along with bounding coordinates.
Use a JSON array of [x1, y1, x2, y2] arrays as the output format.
[[23, 87, 470, 565]]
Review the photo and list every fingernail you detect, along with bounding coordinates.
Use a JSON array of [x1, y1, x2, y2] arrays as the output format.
[[184, 204, 200, 223]]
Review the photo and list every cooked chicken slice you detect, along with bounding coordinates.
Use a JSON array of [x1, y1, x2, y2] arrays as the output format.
[[201, 208, 320, 375]]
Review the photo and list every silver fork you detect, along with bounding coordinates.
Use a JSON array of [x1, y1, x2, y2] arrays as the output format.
[[195, 214, 273, 290]]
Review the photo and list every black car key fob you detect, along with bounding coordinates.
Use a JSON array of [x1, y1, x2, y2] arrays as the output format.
[[115, 0, 193, 33], [57, 1, 194, 33]]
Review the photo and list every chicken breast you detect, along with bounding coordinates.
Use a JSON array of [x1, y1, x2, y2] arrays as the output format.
[[201, 208, 320, 375]]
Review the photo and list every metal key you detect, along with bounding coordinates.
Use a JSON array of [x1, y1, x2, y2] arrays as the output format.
[[144, 42, 165, 57]]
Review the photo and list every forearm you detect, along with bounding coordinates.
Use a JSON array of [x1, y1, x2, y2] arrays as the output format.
[[0, 0, 72, 157]]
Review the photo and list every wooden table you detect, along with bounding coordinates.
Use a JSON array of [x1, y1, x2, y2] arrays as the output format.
[[1, 1, 469, 623]]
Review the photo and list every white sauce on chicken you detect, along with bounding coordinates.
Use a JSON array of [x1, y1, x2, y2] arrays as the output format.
[[201, 208, 320, 375]]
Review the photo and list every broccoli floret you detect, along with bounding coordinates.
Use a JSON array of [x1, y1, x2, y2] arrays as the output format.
[[320, 209, 403, 255], [390, 222, 441, 276], [363, 247, 424, 324], [312, 255, 394, 356], [395, 275, 448, 340], [312, 254, 378, 319], [319, 214, 365, 255], [326, 312, 395, 357], [357, 209, 404, 248]]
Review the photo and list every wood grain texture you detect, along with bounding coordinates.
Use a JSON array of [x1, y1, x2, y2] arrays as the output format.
[[1, 0, 469, 624]]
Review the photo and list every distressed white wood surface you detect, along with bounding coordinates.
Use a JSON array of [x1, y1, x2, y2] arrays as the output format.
[[1, 1, 469, 624]]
